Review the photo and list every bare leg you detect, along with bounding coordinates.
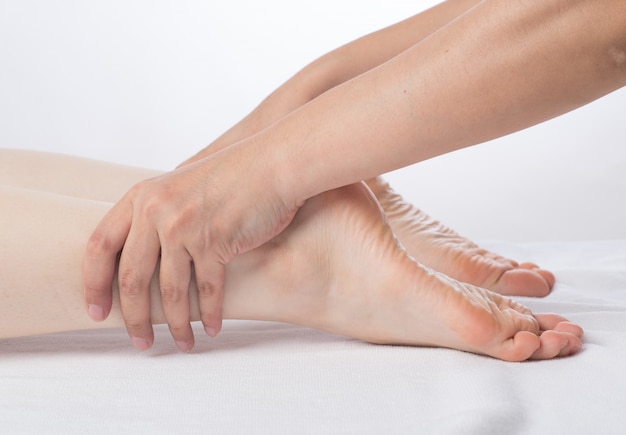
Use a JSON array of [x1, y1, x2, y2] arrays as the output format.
[[0, 149, 160, 203], [0, 149, 556, 297], [0, 180, 581, 360], [366, 177, 555, 296]]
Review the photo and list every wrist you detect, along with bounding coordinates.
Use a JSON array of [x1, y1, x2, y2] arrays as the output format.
[[230, 125, 311, 211]]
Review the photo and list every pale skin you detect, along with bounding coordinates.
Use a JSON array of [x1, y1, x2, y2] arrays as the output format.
[[83, 0, 626, 349], [0, 149, 582, 361]]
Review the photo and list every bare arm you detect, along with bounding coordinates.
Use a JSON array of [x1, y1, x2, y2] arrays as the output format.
[[253, 0, 626, 204], [182, 0, 481, 164]]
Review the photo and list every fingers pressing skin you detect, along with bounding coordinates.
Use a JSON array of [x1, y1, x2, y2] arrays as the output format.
[[83, 180, 198, 352], [83, 198, 133, 322], [82, 159, 249, 351], [192, 256, 225, 338], [117, 213, 161, 351], [84, 145, 300, 352], [159, 246, 194, 352]]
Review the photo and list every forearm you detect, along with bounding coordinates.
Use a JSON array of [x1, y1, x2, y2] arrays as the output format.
[[186, 0, 480, 161], [300, 0, 481, 98], [253, 0, 626, 205]]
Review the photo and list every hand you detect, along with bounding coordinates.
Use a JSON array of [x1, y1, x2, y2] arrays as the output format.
[[83, 147, 301, 351]]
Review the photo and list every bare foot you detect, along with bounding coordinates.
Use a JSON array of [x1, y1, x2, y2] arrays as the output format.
[[365, 177, 555, 297], [236, 183, 582, 361]]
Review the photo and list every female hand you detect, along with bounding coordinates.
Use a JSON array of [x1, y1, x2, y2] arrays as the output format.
[[82, 146, 301, 351]]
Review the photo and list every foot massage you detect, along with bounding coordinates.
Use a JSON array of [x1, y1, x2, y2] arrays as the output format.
[[1, 0, 625, 432]]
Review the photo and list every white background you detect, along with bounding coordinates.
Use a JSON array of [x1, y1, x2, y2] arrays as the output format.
[[1, 0, 624, 241]]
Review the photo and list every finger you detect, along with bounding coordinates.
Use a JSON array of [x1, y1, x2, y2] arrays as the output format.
[[193, 255, 224, 338], [159, 246, 195, 352], [118, 223, 161, 351], [83, 199, 132, 322]]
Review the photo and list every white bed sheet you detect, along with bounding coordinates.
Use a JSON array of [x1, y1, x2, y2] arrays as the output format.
[[1, 240, 625, 434]]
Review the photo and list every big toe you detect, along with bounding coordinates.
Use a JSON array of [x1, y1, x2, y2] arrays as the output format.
[[492, 266, 554, 297], [519, 262, 556, 288]]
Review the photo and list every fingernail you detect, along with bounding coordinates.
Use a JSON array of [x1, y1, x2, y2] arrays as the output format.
[[176, 340, 193, 353], [87, 304, 106, 322], [205, 326, 217, 337], [131, 336, 151, 351]]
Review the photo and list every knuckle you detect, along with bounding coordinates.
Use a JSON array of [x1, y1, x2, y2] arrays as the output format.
[[125, 321, 148, 333], [142, 194, 163, 221], [85, 230, 113, 258], [128, 179, 150, 197], [129, 179, 164, 219], [118, 270, 144, 298], [197, 222, 216, 246], [160, 218, 183, 241], [83, 283, 105, 300], [197, 280, 219, 298], [160, 284, 184, 305]]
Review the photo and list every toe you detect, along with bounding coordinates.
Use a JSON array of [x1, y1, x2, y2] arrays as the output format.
[[535, 313, 580, 332], [554, 321, 584, 338], [529, 330, 569, 360], [496, 315, 584, 361], [536, 269, 556, 288], [530, 331, 583, 359], [493, 268, 552, 297], [528, 315, 584, 360], [495, 330, 541, 362], [518, 262, 539, 269], [558, 333, 583, 357], [519, 263, 556, 289]]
